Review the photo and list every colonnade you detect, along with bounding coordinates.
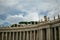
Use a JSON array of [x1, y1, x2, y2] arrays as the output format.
[[0, 27, 60, 40]]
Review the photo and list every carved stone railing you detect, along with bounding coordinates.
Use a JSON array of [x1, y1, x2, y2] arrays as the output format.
[[0, 18, 60, 30]]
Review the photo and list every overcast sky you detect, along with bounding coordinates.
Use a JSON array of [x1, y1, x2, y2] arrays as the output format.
[[0, 0, 60, 26]]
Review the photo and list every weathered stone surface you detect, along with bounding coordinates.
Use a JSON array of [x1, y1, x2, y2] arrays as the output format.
[[0, 18, 60, 40]]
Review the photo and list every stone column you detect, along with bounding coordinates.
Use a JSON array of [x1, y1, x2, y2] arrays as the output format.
[[54, 28, 57, 40], [36, 30, 39, 40], [39, 30, 41, 40], [30, 31, 32, 40], [20, 31, 21, 40], [40, 29, 43, 40], [26, 31, 29, 40], [59, 27, 60, 40], [27, 31, 29, 40], [47, 28, 54, 40], [50, 28, 54, 40], [6, 32, 7, 40], [13, 32, 14, 40], [46, 28, 51, 40], [16, 32, 18, 40], [9, 32, 11, 40], [34, 31, 35, 40], [23, 31, 25, 40], [38, 30, 40, 40], [2, 32, 4, 40]]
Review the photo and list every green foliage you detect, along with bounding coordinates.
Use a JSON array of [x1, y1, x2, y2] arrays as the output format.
[[19, 21, 38, 24], [11, 24, 17, 27], [11, 21, 38, 27], [19, 21, 30, 24]]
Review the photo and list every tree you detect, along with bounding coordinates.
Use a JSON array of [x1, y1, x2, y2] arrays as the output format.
[[11, 24, 17, 27]]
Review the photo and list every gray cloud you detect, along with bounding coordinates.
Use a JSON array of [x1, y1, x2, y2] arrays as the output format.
[[0, 0, 60, 25]]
